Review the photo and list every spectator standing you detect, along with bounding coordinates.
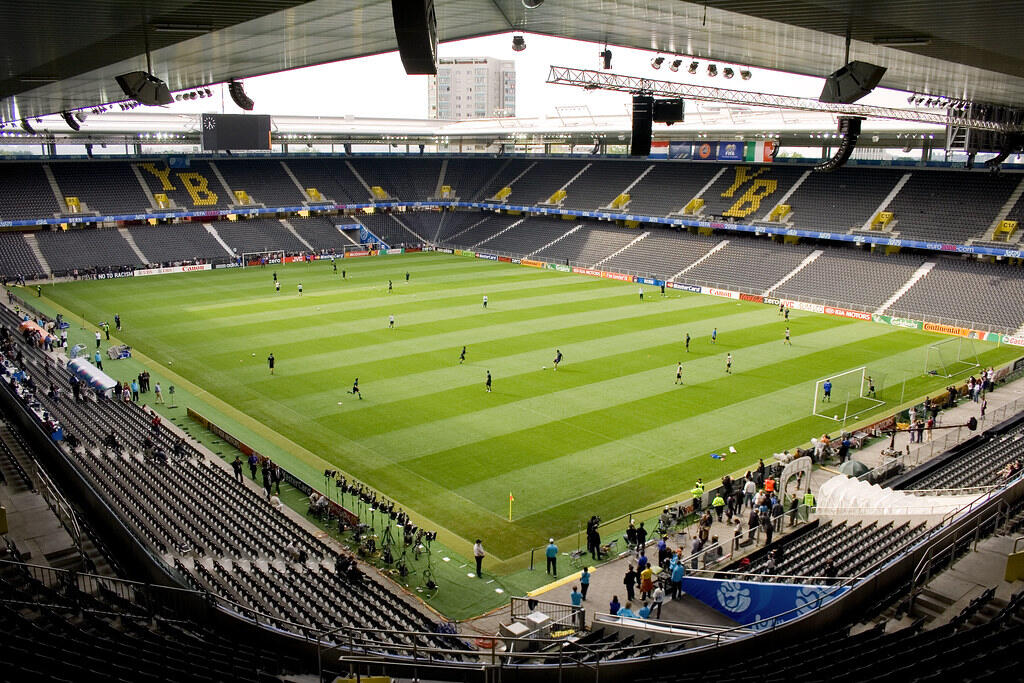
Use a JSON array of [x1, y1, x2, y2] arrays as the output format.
[[545, 538, 558, 577], [473, 539, 485, 577], [623, 565, 637, 602], [580, 566, 591, 600]]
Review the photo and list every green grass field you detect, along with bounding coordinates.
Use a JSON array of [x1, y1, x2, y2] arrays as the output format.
[[38, 252, 1022, 565]]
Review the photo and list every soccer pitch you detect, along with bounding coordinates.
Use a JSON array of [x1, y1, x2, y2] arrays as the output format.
[[40, 252, 1022, 562]]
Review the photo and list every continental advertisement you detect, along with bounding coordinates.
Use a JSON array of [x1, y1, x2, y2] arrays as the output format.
[[922, 322, 989, 340], [521, 259, 543, 268]]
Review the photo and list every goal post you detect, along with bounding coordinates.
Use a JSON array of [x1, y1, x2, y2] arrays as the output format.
[[241, 250, 285, 267], [924, 337, 980, 378], [813, 366, 886, 424]]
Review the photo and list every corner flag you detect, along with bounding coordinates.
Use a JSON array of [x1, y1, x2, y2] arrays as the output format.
[[509, 492, 514, 521]]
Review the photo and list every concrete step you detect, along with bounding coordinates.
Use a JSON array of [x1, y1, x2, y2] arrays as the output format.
[[44, 546, 84, 572]]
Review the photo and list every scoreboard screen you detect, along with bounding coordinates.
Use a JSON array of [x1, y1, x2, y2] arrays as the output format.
[[200, 114, 272, 151]]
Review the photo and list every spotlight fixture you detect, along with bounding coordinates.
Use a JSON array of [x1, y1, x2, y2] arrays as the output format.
[[907, 94, 916, 104], [115, 70, 173, 106], [511, 34, 526, 52], [599, 49, 612, 70], [228, 79, 255, 110], [723, 67, 734, 79], [688, 61, 699, 74], [740, 70, 752, 80], [651, 56, 665, 69], [522, 0, 543, 7], [204, 88, 212, 97], [669, 59, 682, 72], [707, 64, 717, 77], [60, 111, 80, 131], [20, 118, 36, 134]]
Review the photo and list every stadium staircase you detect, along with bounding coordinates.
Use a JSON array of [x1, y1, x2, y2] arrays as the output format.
[[385, 213, 426, 244], [976, 176, 1024, 243], [117, 227, 150, 264], [22, 233, 51, 274], [670, 167, 727, 216], [472, 217, 524, 248], [487, 161, 536, 202], [875, 261, 936, 315], [128, 164, 161, 209], [432, 159, 448, 199], [40, 164, 69, 214], [276, 160, 309, 201], [670, 238, 730, 279], [594, 231, 650, 267], [202, 222, 237, 258], [344, 160, 374, 200], [527, 222, 582, 256], [858, 172, 912, 233], [763, 249, 822, 296], [541, 162, 592, 207], [602, 164, 655, 210], [205, 162, 238, 206], [760, 169, 812, 222], [277, 218, 315, 251]]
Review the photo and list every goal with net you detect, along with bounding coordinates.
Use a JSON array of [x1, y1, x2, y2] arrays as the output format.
[[813, 366, 885, 424], [924, 337, 980, 378], [241, 250, 285, 267]]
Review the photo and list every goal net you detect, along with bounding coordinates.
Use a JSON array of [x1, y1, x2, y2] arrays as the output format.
[[241, 250, 285, 267], [813, 367, 886, 424], [924, 337, 980, 378]]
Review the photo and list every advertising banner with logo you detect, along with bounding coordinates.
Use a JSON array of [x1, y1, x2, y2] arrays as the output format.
[[703, 286, 740, 300], [476, 253, 498, 261], [498, 256, 512, 262], [764, 297, 781, 306], [669, 142, 694, 159], [521, 259, 543, 268], [637, 277, 665, 286], [436, 247, 454, 254], [696, 142, 717, 161], [134, 264, 212, 277], [386, 248, 404, 255], [572, 267, 603, 277], [680, 577, 848, 630], [823, 305, 872, 321], [922, 322, 986, 339], [552, 264, 571, 272], [345, 250, 370, 258], [667, 282, 702, 293], [511, 258, 522, 264], [1003, 335, 1024, 347], [454, 249, 476, 257], [781, 299, 825, 314], [717, 141, 744, 161], [739, 293, 763, 303]]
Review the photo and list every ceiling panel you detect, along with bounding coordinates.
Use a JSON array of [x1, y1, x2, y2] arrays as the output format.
[[3, 0, 1024, 122]]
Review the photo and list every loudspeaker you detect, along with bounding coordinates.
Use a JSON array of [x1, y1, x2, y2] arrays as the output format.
[[630, 95, 653, 157], [115, 71, 173, 106], [652, 98, 684, 124], [228, 80, 254, 111], [818, 61, 887, 104], [392, 0, 437, 75], [61, 111, 81, 131]]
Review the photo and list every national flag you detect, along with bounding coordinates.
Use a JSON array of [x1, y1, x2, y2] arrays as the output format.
[[744, 141, 776, 162]]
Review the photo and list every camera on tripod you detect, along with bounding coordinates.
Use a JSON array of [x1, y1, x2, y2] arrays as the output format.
[[324, 469, 337, 478]]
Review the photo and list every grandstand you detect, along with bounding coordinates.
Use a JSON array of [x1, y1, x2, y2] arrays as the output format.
[[5, 1, 1024, 680]]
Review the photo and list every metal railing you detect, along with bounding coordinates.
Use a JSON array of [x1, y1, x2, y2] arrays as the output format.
[[903, 395, 1024, 468]]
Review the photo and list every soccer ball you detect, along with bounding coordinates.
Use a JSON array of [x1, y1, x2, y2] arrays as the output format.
[[833, 415, 838, 420], [251, 353, 255, 356], [337, 401, 343, 405], [316, 306, 321, 310], [542, 366, 546, 370]]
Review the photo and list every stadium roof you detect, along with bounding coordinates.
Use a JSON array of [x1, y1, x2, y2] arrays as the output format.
[[4, 0, 1024, 121]]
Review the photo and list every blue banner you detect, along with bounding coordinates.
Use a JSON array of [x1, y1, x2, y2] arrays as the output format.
[[636, 276, 664, 286], [357, 225, 390, 249], [695, 142, 717, 161], [668, 142, 693, 159], [680, 577, 848, 630], [717, 141, 744, 161]]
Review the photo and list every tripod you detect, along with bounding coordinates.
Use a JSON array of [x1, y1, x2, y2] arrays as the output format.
[[421, 543, 437, 591], [380, 523, 396, 565]]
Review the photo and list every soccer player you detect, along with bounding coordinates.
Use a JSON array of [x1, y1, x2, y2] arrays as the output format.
[[389, 314, 395, 329], [273, 271, 277, 282], [685, 333, 690, 352], [275, 280, 280, 292], [268, 353, 275, 375], [333, 260, 338, 273], [638, 286, 644, 302], [823, 379, 832, 403], [459, 346, 466, 364], [298, 283, 303, 296], [388, 280, 393, 293], [867, 375, 876, 398], [553, 349, 563, 371], [778, 302, 784, 317], [405, 271, 410, 282], [483, 295, 488, 309], [711, 328, 717, 344], [784, 327, 791, 346], [348, 378, 362, 399], [784, 308, 790, 321], [726, 353, 732, 374], [675, 362, 683, 385], [342, 269, 346, 280], [485, 371, 492, 392]]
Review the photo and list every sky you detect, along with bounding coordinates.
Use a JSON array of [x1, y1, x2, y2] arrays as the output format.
[[163, 32, 914, 121]]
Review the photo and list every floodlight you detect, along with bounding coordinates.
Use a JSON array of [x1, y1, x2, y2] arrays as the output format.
[[723, 67, 734, 79], [651, 56, 664, 69], [688, 61, 699, 74], [512, 35, 526, 52], [669, 59, 682, 72]]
